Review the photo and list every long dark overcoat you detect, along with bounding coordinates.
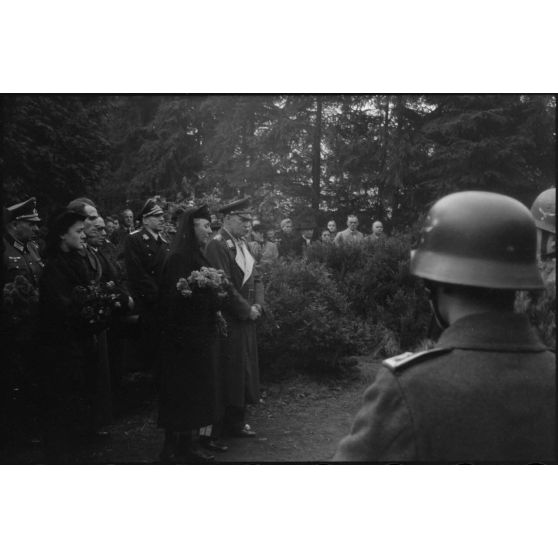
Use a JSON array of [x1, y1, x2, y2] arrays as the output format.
[[38, 251, 112, 437], [334, 312, 556, 463], [205, 228, 264, 408], [157, 248, 224, 431]]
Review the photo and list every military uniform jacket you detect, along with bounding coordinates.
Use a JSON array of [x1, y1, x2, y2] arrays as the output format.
[[333, 312, 556, 463], [205, 228, 264, 407], [123, 227, 169, 310], [3, 234, 44, 287]]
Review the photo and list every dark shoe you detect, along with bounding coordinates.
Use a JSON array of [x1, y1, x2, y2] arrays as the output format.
[[200, 436, 229, 452], [159, 449, 178, 464], [229, 424, 256, 438], [186, 445, 216, 464]]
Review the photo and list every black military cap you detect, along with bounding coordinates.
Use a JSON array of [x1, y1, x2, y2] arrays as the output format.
[[217, 197, 252, 220], [6, 197, 41, 223], [139, 198, 164, 220]]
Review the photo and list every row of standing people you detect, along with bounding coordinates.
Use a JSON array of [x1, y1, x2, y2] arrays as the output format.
[[1, 194, 266, 463], [245, 215, 385, 264], [1, 197, 130, 460]]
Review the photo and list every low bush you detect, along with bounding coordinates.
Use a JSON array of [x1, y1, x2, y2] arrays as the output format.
[[259, 233, 433, 375], [307, 233, 431, 356], [259, 259, 372, 374]]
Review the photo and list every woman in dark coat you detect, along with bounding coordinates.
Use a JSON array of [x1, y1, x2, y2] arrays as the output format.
[[38, 210, 112, 463], [157, 205, 225, 463]]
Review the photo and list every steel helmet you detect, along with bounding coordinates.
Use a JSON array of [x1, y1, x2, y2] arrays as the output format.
[[530, 188, 555, 234], [410, 191, 544, 290]]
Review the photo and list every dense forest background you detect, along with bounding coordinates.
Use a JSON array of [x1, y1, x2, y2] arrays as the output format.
[[3, 94, 555, 232]]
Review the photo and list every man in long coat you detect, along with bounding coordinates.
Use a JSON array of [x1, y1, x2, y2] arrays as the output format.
[[1, 198, 44, 446], [206, 198, 265, 438]]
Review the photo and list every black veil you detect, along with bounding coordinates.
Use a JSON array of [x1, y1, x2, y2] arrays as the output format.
[[160, 205, 211, 296]]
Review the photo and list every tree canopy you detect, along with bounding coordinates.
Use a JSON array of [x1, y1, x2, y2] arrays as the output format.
[[3, 94, 555, 231]]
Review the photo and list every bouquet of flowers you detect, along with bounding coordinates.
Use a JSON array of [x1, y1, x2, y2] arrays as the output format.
[[71, 280, 128, 331], [176, 267, 230, 300], [2, 274, 39, 328]]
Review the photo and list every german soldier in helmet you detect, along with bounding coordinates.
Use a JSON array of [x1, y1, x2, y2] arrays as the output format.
[[531, 187, 555, 285], [515, 187, 556, 349], [334, 191, 555, 463]]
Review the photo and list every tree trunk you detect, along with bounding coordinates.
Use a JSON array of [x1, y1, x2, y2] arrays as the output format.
[[311, 96, 322, 217], [377, 95, 391, 215]]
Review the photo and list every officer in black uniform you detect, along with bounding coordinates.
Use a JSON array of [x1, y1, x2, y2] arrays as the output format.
[[3, 197, 44, 287], [334, 191, 556, 463], [123, 198, 169, 379]]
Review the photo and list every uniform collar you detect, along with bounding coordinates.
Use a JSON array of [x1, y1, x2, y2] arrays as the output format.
[[437, 312, 547, 352], [222, 227, 243, 244], [141, 226, 166, 242], [5, 233, 26, 253]]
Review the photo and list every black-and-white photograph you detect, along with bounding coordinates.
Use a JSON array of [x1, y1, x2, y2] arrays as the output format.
[[1, 94, 555, 465], [2, 4, 558, 558]]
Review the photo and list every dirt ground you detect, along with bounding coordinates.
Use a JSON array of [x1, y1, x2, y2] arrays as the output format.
[[1, 356, 381, 465]]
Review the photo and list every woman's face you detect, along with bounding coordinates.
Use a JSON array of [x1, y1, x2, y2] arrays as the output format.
[[60, 221, 86, 252], [194, 218, 212, 246]]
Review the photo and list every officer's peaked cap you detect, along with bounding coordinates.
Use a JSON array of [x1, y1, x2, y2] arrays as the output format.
[[139, 198, 164, 220], [218, 197, 252, 219], [6, 197, 41, 223]]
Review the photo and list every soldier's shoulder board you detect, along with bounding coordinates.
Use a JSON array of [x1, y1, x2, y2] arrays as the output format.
[[383, 347, 452, 373]]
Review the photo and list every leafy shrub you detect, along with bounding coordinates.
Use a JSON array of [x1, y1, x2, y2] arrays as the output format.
[[307, 233, 431, 356], [259, 259, 372, 374]]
